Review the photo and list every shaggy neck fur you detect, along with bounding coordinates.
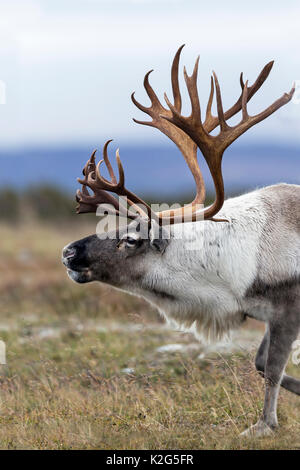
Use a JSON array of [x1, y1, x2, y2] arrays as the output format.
[[134, 184, 300, 341]]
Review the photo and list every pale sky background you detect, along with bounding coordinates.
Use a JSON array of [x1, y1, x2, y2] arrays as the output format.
[[0, 0, 300, 148]]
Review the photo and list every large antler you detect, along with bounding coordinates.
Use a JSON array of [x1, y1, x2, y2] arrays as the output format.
[[132, 44, 275, 162], [161, 57, 294, 220], [76, 140, 154, 220], [132, 45, 294, 222], [76, 46, 295, 224]]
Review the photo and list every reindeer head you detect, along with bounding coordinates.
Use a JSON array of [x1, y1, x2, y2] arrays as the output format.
[[62, 219, 168, 287]]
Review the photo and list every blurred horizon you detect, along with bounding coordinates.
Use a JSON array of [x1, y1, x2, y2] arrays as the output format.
[[0, 141, 298, 197]]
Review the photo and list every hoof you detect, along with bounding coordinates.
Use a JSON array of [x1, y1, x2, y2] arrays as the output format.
[[240, 420, 275, 438]]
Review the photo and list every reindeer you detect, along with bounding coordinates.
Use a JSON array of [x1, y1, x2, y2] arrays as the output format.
[[62, 46, 299, 437]]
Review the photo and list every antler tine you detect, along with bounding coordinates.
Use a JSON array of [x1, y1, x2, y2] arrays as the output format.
[[103, 139, 117, 184], [131, 70, 161, 125], [143, 70, 162, 108], [242, 61, 274, 101], [241, 80, 249, 121], [171, 43, 184, 111], [81, 149, 97, 181], [205, 76, 215, 123], [240, 71, 245, 90], [131, 44, 185, 123], [183, 56, 201, 122], [219, 81, 296, 152], [204, 60, 275, 133], [212, 71, 230, 132]]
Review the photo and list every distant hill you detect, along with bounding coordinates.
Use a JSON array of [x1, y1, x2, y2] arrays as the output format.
[[0, 142, 299, 198]]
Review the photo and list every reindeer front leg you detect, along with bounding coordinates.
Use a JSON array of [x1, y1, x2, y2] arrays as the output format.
[[241, 318, 299, 437]]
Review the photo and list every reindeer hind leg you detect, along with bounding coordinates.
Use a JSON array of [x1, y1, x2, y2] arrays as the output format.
[[242, 311, 299, 437]]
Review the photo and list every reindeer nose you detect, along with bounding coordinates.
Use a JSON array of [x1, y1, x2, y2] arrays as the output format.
[[62, 245, 77, 260], [62, 239, 89, 270]]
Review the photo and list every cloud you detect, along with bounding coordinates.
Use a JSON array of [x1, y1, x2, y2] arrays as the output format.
[[0, 0, 299, 146]]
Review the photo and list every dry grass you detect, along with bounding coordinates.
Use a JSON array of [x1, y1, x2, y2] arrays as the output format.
[[0, 222, 299, 449]]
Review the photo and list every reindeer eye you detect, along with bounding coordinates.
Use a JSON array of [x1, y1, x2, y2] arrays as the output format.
[[126, 237, 138, 246], [118, 234, 142, 250]]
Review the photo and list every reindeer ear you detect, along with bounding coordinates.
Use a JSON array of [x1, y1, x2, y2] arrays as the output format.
[[150, 237, 169, 253], [149, 224, 169, 254]]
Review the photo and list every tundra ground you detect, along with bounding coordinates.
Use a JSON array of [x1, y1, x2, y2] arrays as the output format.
[[0, 222, 299, 450]]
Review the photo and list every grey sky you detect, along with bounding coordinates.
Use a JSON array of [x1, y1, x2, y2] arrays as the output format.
[[0, 0, 299, 148]]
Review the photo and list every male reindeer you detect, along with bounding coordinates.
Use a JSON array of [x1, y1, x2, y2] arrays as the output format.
[[62, 46, 299, 437]]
